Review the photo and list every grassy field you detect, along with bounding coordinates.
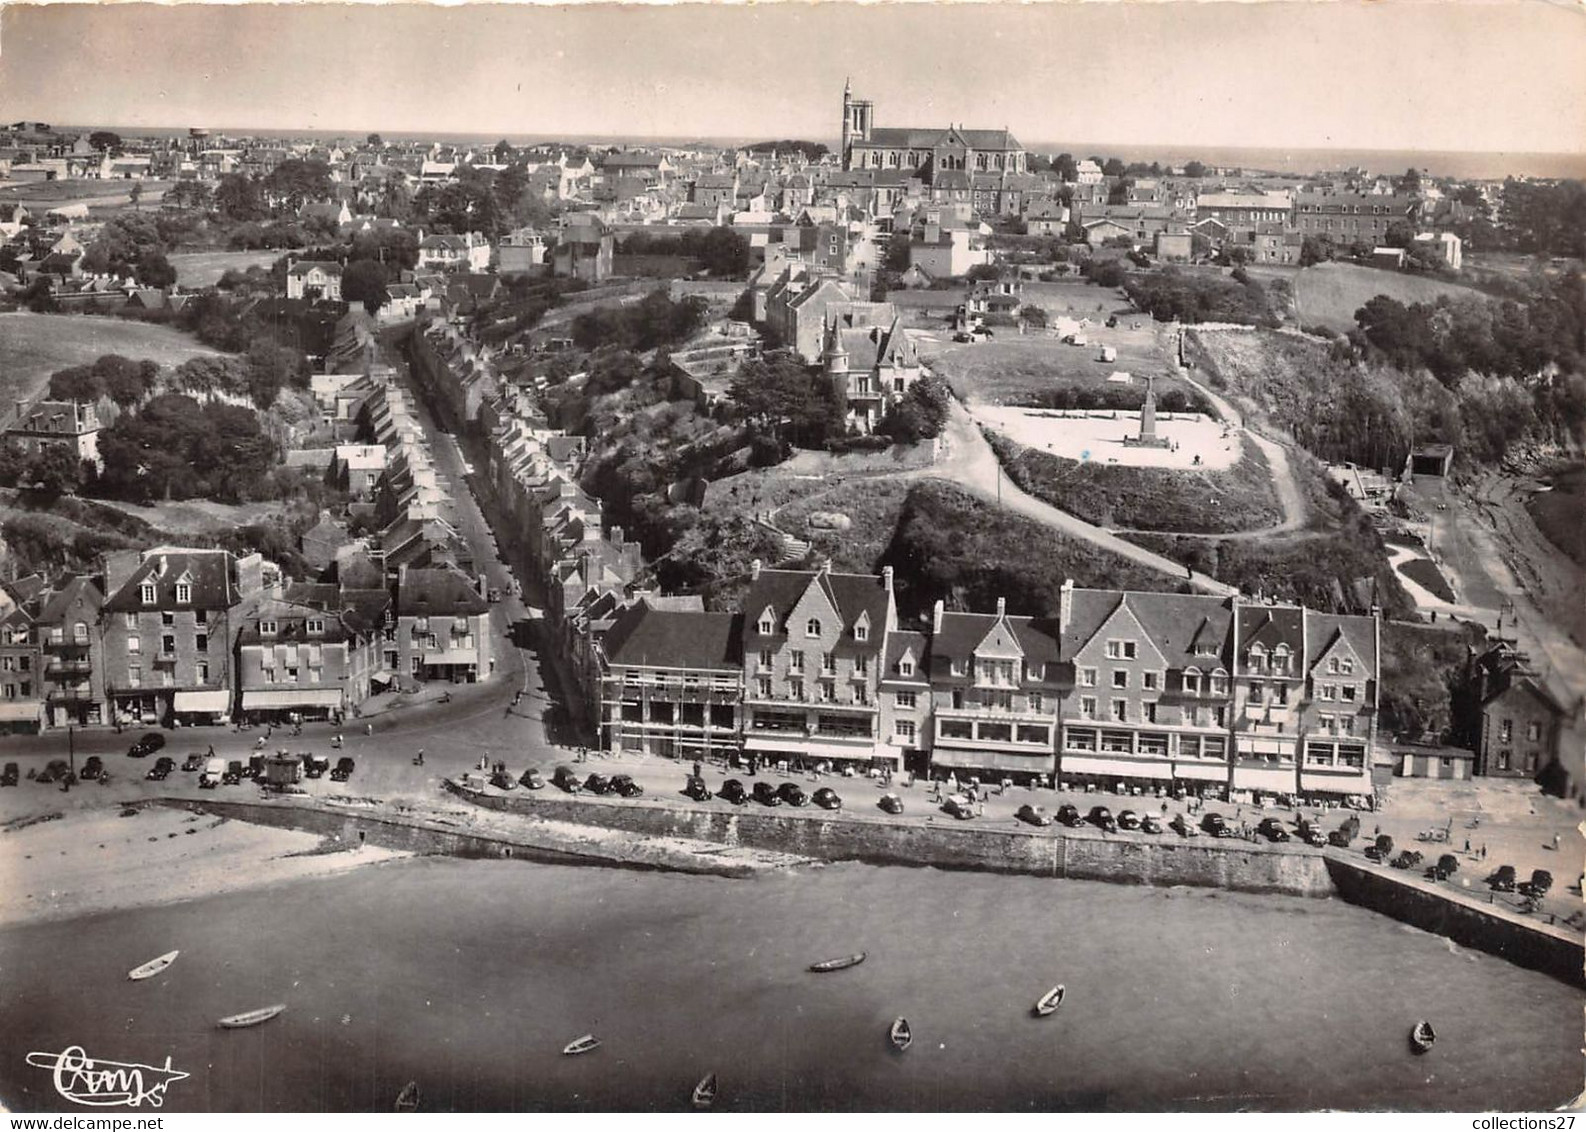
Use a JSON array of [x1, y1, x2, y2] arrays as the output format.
[[1291, 262, 1490, 332], [988, 433, 1283, 534], [0, 312, 223, 418], [167, 250, 281, 288], [922, 334, 1202, 410], [0, 179, 173, 209]]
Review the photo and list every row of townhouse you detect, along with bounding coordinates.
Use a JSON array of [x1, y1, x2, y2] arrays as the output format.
[[592, 564, 1386, 802], [0, 546, 493, 734]]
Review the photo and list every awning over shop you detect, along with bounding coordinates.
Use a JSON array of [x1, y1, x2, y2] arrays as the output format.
[[1300, 770, 1372, 793], [0, 700, 44, 722], [241, 689, 344, 710], [1235, 736, 1296, 757], [743, 737, 880, 761], [1173, 762, 1230, 783], [931, 748, 1054, 773], [1231, 765, 1297, 793], [172, 690, 231, 713], [1059, 755, 1174, 780]]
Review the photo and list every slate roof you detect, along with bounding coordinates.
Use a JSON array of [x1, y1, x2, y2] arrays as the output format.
[[396, 567, 488, 617], [1237, 601, 1305, 657], [882, 629, 931, 684], [741, 568, 889, 646], [931, 611, 1062, 685], [858, 126, 1022, 152], [1061, 588, 1234, 669], [601, 601, 743, 672], [31, 575, 103, 625], [287, 259, 343, 278], [103, 550, 236, 612]]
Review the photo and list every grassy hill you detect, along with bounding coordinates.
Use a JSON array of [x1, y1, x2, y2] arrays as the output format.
[[1291, 262, 1489, 332], [0, 312, 223, 419]]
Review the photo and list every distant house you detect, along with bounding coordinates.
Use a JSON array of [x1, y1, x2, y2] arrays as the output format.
[[285, 259, 344, 301], [417, 231, 491, 273], [1466, 642, 1570, 782], [552, 215, 614, 283], [1024, 198, 1069, 237], [497, 226, 547, 277], [4, 398, 101, 471], [394, 566, 492, 684]]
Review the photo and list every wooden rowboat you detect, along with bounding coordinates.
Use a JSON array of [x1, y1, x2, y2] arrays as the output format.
[[1033, 985, 1066, 1017], [395, 1081, 421, 1112], [1409, 1020, 1436, 1053], [562, 1034, 601, 1056], [809, 952, 866, 973], [692, 1072, 718, 1109], [218, 1004, 286, 1029], [128, 950, 180, 981], [889, 1017, 912, 1052]]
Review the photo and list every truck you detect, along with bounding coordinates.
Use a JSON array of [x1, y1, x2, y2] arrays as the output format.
[[199, 757, 227, 789], [263, 754, 302, 790]]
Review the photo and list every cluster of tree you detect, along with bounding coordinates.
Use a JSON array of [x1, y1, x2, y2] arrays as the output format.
[[228, 219, 330, 250], [47, 354, 160, 407], [95, 394, 279, 504], [408, 164, 555, 240], [1354, 279, 1585, 386], [1123, 267, 1278, 327], [744, 140, 829, 162], [876, 374, 952, 444], [115, 293, 309, 408], [615, 227, 751, 278], [1080, 257, 1129, 289], [726, 356, 846, 450], [0, 442, 93, 498], [570, 289, 708, 353], [1496, 179, 1586, 259], [80, 214, 183, 287]]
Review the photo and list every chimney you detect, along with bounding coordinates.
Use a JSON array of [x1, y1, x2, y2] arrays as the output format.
[[750, 558, 762, 581], [996, 596, 1006, 618], [932, 599, 944, 635], [882, 565, 893, 593], [1059, 578, 1074, 633]]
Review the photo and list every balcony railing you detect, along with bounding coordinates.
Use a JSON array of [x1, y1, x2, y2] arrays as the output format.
[[45, 659, 92, 675]]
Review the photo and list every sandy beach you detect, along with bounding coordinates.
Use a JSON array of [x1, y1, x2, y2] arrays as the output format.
[[0, 802, 408, 929]]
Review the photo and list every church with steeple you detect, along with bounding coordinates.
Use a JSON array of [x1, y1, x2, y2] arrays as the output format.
[[840, 79, 1026, 180]]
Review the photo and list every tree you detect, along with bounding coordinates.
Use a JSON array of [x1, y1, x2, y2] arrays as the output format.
[[135, 251, 176, 288], [1053, 153, 1078, 183], [1183, 160, 1207, 179], [1300, 234, 1337, 267], [20, 445, 82, 498], [1397, 167, 1423, 195], [366, 133, 383, 146], [164, 180, 213, 212], [88, 130, 122, 153], [214, 173, 266, 222], [128, 182, 143, 211], [493, 139, 516, 164], [1101, 157, 1127, 178], [1383, 221, 1416, 249], [263, 159, 334, 211], [341, 259, 390, 315]]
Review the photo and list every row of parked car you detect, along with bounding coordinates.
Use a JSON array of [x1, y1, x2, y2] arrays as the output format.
[[682, 776, 843, 810], [998, 801, 1331, 845]]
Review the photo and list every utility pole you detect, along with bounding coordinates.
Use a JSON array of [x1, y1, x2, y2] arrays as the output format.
[[67, 723, 75, 780]]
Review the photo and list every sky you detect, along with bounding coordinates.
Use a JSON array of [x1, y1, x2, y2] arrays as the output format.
[[0, 1, 1583, 154]]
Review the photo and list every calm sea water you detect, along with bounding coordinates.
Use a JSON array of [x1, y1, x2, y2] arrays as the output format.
[[0, 858, 1579, 1113]]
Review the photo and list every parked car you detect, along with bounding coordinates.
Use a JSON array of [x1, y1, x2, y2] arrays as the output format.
[[1140, 813, 1164, 835], [199, 757, 226, 789], [583, 773, 613, 796], [0, 762, 18, 787], [1297, 820, 1328, 847], [1432, 854, 1460, 881], [1489, 864, 1518, 891], [222, 760, 244, 786], [1170, 813, 1199, 838], [719, 778, 748, 805], [684, 775, 713, 802], [520, 767, 546, 790], [1056, 803, 1082, 827], [490, 769, 515, 790], [813, 787, 842, 810], [147, 756, 175, 781], [1521, 869, 1554, 898], [330, 757, 356, 783], [878, 793, 904, 815], [942, 794, 975, 820], [38, 759, 72, 785], [1117, 809, 1141, 831], [1257, 817, 1291, 843], [1391, 849, 1424, 870], [246, 755, 266, 780], [611, 774, 644, 798], [777, 782, 808, 807], [181, 753, 205, 772], [552, 765, 582, 794], [1016, 804, 1052, 827], [752, 780, 782, 806], [127, 732, 165, 758], [1367, 834, 1394, 862], [1088, 805, 1117, 833], [1201, 812, 1232, 838], [303, 755, 329, 779], [79, 756, 104, 782]]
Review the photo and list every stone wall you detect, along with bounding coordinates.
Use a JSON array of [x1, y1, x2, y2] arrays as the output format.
[[1324, 855, 1584, 987], [451, 785, 1336, 896]]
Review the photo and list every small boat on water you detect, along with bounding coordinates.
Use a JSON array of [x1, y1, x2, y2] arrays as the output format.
[[1033, 985, 1066, 1017], [218, 1004, 286, 1029], [692, 1072, 718, 1109], [809, 952, 866, 973], [395, 1081, 421, 1112], [562, 1034, 601, 1056], [889, 1017, 912, 1051], [1410, 1020, 1436, 1053], [128, 950, 180, 981]]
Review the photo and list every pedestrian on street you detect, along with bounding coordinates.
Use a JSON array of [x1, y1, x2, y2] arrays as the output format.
[[693, 761, 703, 781], [365, 723, 374, 737], [1552, 833, 1562, 851], [1465, 837, 1471, 853]]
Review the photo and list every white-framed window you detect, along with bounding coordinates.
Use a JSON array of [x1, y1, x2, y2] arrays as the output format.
[[854, 623, 868, 642], [1106, 640, 1137, 660], [127, 665, 141, 688], [1027, 663, 1044, 681], [1320, 683, 1337, 701], [899, 658, 914, 677], [140, 583, 156, 605], [789, 678, 805, 700], [1142, 671, 1159, 691], [1340, 658, 1355, 675], [895, 690, 917, 709], [1110, 699, 1128, 722], [1250, 681, 1265, 704], [821, 653, 836, 675], [805, 618, 821, 638], [757, 677, 771, 698], [1079, 696, 1096, 720], [819, 681, 834, 703], [260, 620, 277, 636], [896, 720, 916, 744], [951, 659, 967, 677], [1183, 669, 1201, 694], [1029, 691, 1044, 713], [73, 621, 88, 644], [197, 661, 210, 683], [855, 657, 868, 676], [1079, 667, 1097, 688], [1112, 669, 1129, 689], [1210, 670, 1229, 695], [758, 649, 773, 669], [1341, 684, 1357, 703], [789, 651, 804, 674], [1327, 657, 1340, 674], [307, 618, 325, 635], [175, 582, 191, 605], [758, 615, 775, 634], [127, 636, 141, 655]]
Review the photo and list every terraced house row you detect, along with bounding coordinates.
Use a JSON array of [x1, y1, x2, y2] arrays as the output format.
[[595, 565, 1381, 801]]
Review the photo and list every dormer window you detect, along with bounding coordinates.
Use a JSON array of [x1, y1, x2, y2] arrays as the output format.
[[139, 583, 156, 605], [1026, 663, 1044, 681], [175, 582, 192, 605], [806, 618, 822, 638], [307, 618, 325, 635], [899, 658, 915, 678], [259, 620, 278, 636]]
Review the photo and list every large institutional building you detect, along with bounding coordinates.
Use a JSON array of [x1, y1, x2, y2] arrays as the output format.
[[840, 81, 1026, 179]]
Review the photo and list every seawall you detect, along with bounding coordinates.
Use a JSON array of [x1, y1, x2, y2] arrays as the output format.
[[1324, 854, 1585, 987], [445, 781, 1336, 896]]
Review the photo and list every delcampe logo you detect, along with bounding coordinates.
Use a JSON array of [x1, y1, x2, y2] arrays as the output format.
[[25, 1046, 189, 1108]]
